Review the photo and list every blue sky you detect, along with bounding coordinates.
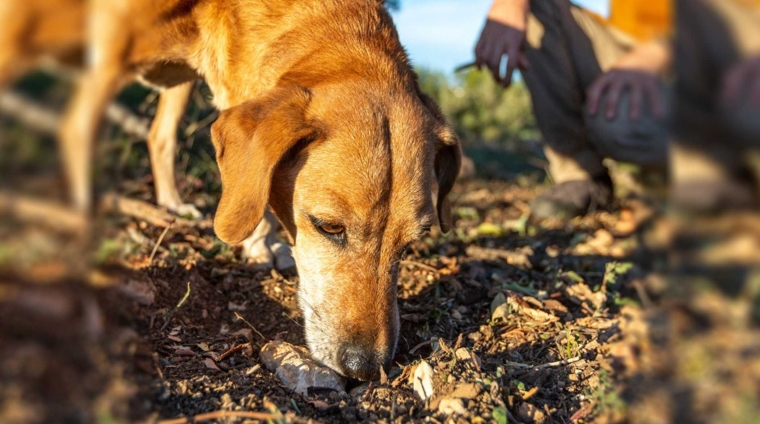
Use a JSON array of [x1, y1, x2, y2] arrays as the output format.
[[391, 0, 609, 73]]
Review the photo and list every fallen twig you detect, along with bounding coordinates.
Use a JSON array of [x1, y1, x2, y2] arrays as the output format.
[[569, 401, 596, 423], [160, 282, 191, 331], [100, 193, 197, 228], [0, 192, 87, 233], [234, 312, 267, 341], [0, 90, 151, 139], [504, 356, 581, 369], [148, 223, 173, 265], [409, 339, 433, 355], [215, 342, 251, 362], [157, 410, 276, 424], [522, 386, 539, 401]]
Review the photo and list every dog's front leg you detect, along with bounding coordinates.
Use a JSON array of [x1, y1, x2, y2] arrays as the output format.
[[241, 209, 296, 271], [59, 67, 123, 215], [147, 82, 202, 219], [58, 2, 130, 216]]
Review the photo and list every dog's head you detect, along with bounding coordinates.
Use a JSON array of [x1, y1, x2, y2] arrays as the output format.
[[211, 83, 460, 380]]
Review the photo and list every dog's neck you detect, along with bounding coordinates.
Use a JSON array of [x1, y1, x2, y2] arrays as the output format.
[[186, 0, 413, 110]]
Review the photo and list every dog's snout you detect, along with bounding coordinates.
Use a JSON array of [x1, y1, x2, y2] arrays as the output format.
[[338, 343, 383, 381]]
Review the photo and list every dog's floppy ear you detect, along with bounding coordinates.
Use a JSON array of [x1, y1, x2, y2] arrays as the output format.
[[418, 92, 462, 233], [211, 86, 317, 244]]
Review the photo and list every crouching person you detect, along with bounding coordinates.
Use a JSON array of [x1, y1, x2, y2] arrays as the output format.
[[475, 0, 671, 220], [672, 0, 760, 212]]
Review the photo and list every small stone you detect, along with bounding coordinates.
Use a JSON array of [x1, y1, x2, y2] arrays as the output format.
[[259, 340, 345, 396], [411, 360, 434, 400], [118, 279, 155, 306], [438, 398, 467, 416], [450, 383, 482, 399], [227, 301, 247, 311], [517, 402, 546, 423]]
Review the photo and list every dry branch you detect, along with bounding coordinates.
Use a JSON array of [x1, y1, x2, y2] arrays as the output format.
[[0, 191, 87, 233], [0, 90, 150, 139], [504, 356, 581, 369], [0, 191, 204, 233], [99, 193, 198, 228]]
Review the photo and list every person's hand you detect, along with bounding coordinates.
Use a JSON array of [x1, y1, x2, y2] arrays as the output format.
[[474, 0, 530, 87], [587, 41, 670, 121], [721, 56, 760, 108]]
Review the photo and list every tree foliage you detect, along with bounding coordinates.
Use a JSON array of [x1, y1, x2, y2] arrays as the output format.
[[417, 68, 539, 147]]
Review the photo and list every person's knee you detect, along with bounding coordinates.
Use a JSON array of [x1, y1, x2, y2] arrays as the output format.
[[721, 102, 760, 149], [584, 90, 670, 167]]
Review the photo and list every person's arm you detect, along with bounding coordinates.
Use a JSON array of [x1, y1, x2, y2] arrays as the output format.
[[474, 0, 530, 88], [586, 40, 671, 121]]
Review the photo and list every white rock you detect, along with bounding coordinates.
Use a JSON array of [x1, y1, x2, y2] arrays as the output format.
[[438, 398, 467, 416], [259, 340, 345, 396], [412, 360, 435, 401]]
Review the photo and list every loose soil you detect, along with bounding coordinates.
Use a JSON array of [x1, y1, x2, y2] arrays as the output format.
[[2, 172, 759, 424]]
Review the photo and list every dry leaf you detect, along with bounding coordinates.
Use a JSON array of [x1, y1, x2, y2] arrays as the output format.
[[492, 295, 558, 323], [565, 283, 607, 310], [204, 358, 221, 371]]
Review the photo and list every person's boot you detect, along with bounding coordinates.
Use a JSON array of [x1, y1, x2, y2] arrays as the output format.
[[530, 174, 613, 220]]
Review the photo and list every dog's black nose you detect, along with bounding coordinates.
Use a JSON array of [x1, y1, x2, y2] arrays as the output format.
[[338, 343, 381, 381]]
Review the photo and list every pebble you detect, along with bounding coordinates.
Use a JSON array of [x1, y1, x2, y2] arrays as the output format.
[[518, 402, 547, 423], [438, 398, 467, 415]]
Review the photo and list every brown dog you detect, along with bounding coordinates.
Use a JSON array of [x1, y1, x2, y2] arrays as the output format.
[[0, 0, 298, 268], [2, 0, 461, 380]]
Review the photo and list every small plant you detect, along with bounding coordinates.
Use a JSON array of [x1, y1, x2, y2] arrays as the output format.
[[492, 406, 508, 424], [93, 237, 123, 264]]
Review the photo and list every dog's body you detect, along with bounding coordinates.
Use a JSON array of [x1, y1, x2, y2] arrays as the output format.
[[0, 0, 296, 268], [1, 0, 461, 379]]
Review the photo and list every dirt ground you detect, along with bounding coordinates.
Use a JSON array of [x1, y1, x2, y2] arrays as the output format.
[[2, 73, 760, 423], [3, 169, 759, 424]]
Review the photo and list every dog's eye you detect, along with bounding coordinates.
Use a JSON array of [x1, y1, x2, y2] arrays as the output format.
[[308, 215, 347, 245], [318, 223, 345, 235]]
